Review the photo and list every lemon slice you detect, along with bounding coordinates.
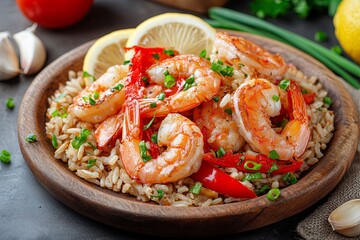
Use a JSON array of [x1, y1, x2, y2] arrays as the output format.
[[125, 13, 215, 59], [83, 28, 134, 79]]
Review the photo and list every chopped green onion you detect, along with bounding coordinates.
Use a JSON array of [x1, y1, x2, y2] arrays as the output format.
[[88, 96, 96, 106], [163, 70, 176, 88], [151, 133, 158, 144], [268, 163, 279, 173], [51, 108, 68, 118], [123, 60, 131, 65], [183, 75, 195, 91], [211, 61, 223, 72], [158, 92, 166, 101], [83, 71, 96, 81], [141, 76, 149, 86], [190, 182, 202, 195], [150, 102, 157, 108], [242, 172, 263, 182], [255, 185, 270, 195], [139, 140, 152, 162], [279, 79, 290, 90], [244, 160, 262, 171], [54, 93, 67, 102], [151, 189, 164, 198], [272, 95, 280, 102], [71, 129, 91, 149], [323, 96, 332, 105], [6, 98, 14, 109], [113, 83, 124, 91], [163, 49, 174, 56], [330, 45, 342, 55], [216, 147, 226, 158], [143, 113, 156, 130], [211, 60, 234, 76], [224, 108, 232, 116], [0, 150, 11, 164], [314, 31, 328, 42], [26, 133, 37, 143], [269, 150, 280, 160], [213, 96, 219, 102], [83, 95, 96, 106], [87, 142, 97, 150], [86, 159, 97, 169], [199, 49, 207, 58], [51, 134, 58, 148], [152, 53, 160, 60], [93, 92, 99, 100], [267, 188, 281, 201], [282, 172, 297, 184]]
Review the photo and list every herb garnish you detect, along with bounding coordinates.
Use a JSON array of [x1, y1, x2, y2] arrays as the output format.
[[26, 133, 37, 143], [0, 150, 11, 164], [71, 129, 91, 149], [6, 98, 14, 109]]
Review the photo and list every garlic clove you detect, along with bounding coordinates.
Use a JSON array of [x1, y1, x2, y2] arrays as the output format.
[[335, 225, 360, 238], [328, 199, 360, 237], [0, 31, 20, 81], [13, 24, 46, 75]]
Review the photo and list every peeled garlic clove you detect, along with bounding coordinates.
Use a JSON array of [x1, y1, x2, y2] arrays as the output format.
[[13, 24, 46, 75], [328, 199, 360, 237], [0, 31, 20, 81]]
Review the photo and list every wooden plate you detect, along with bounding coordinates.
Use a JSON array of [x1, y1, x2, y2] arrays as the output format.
[[18, 31, 359, 237]]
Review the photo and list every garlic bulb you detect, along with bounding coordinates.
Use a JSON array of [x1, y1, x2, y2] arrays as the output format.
[[0, 31, 20, 81], [13, 24, 46, 75], [328, 199, 360, 237]]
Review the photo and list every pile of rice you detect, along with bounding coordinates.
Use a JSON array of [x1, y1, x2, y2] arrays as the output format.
[[45, 66, 334, 207]]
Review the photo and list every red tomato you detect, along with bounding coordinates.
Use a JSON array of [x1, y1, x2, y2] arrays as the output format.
[[16, 0, 94, 29]]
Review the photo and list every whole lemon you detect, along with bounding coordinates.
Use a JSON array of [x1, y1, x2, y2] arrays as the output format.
[[333, 0, 360, 64]]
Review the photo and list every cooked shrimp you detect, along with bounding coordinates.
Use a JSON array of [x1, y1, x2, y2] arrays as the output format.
[[233, 78, 310, 160], [120, 101, 203, 184], [138, 54, 222, 117], [194, 88, 245, 153], [95, 110, 124, 149], [69, 65, 128, 123], [213, 32, 287, 82]]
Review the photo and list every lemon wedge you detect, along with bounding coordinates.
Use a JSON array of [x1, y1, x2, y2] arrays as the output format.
[[83, 29, 134, 79], [333, 0, 360, 64], [125, 13, 215, 59]]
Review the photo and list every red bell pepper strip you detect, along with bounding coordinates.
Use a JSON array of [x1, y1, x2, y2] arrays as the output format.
[[271, 159, 303, 175], [202, 152, 303, 174], [302, 92, 316, 105], [125, 46, 178, 101], [192, 161, 257, 199]]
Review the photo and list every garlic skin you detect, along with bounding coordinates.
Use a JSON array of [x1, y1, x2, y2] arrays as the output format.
[[0, 31, 20, 81], [13, 24, 46, 75], [328, 199, 360, 237]]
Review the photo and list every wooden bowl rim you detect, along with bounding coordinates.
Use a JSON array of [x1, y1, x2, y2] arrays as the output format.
[[18, 30, 359, 236]]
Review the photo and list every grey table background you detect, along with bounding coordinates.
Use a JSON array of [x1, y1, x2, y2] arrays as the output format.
[[0, 0, 349, 239]]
